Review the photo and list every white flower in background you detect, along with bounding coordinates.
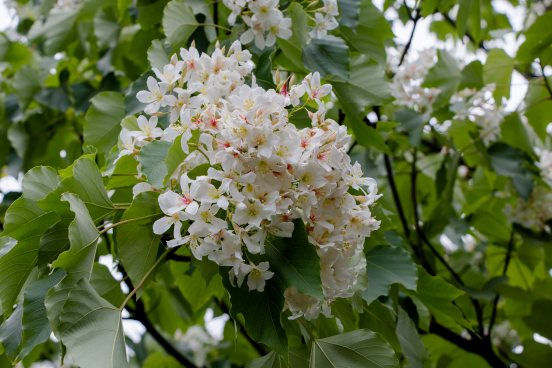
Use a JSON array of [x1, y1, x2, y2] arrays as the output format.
[[503, 186, 552, 231], [122, 45, 381, 320], [451, 84, 504, 145], [136, 76, 168, 114], [310, 12, 339, 39], [536, 148, 552, 188], [323, 0, 339, 17]]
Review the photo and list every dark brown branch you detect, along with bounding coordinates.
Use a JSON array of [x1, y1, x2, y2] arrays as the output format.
[[430, 322, 508, 368], [410, 148, 431, 272], [540, 62, 552, 98], [217, 299, 268, 356], [118, 265, 197, 368], [399, 11, 421, 66], [384, 154, 411, 239], [167, 252, 192, 262], [132, 298, 198, 368], [487, 230, 515, 338], [441, 12, 488, 51]]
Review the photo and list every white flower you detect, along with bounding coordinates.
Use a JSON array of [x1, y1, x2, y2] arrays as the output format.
[[323, 0, 339, 17], [240, 16, 266, 50], [152, 63, 181, 85], [233, 199, 272, 227], [132, 116, 164, 141], [265, 18, 292, 46], [309, 13, 338, 39], [153, 192, 189, 239], [136, 77, 168, 115], [188, 203, 228, 234], [304, 72, 332, 101], [118, 129, 136, 158], [247, 261, 274, 292], [295, 161, 328, 191], [249, 0, 282, 24]]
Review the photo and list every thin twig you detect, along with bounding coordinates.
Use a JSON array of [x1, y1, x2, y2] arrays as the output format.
[[487, 230, 515, 337], [399, 12, 421, 66], [411, 148, 430, 271]]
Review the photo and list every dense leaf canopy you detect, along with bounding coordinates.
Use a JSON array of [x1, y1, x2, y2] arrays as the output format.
[[1, 0, 552, 367]]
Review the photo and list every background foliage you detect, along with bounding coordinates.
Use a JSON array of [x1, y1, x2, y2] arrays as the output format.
[[1, 0, 552, 367]]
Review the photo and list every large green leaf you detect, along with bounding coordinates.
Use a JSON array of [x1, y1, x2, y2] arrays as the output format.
[[220, 266, 289, 361], [0, 167, 62, 318], [30, 8, 79, 55], [276, 3, 309, 71], [516, 13, 552, 64], [89, 264, 126, 307], [339, 0, 393, 66], [302, 35, 350, 81], [483, 49, 513, 105], [310, 329, 399, 368], [147, 40, 169, 72], [524, 77, 552, 142], [94, 6, 121, 49], [165, 133, 196, 183], [396, 307, 431, 368], [83, 91, 125, 154], [117, 191, 162, 299], [337, 0, 360, 31], [261, 220, 324, 300], [0, 304, 23, 362], [422, 50, 461, 106], [329, 54, 393, 115], [363, 245, 418, 305], [488, 143, 534, 201], [137, 139, 173, 189], [12, 65, 43, 108], [403, 267, 471, 330], [51, 193, 100, 274], [18, 269, 66, 361], [59, 277, 128, 368], [246, 346, 310, 368], [163, 0, 198, 51]]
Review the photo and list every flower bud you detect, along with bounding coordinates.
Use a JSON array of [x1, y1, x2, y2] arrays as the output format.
[[220, 45, 226, 55], [191, 40, 196, 48], [289, 74, 295, 86], [307, 0, 319, 7], [274, 69, 281, 85], [215, 40, 220, 49]]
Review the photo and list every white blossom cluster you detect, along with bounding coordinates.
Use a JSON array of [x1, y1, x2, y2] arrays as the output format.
[[389, 49, 440, 113], [450, 85, 504, 146], [222, 0, 340, 50], [503, 186, 552, 231], [176, 326, 218, 367], [119, 43, 381, 321], [536, 148, 552, 189]]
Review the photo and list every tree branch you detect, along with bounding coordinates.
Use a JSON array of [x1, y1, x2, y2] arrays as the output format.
[[487, 230, 515, 337], [440, 12, 488, 51], [399, 10, 421, 66], [430, 322, 508, 368], [540, 62, 552, 98], [410, 148, 431, 272], [131, 299, 198, 368]]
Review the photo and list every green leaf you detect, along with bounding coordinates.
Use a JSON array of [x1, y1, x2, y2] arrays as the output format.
[[393, 109, 427, 147], [165, 133, 193, 183], [21, 166, 61, 201], [516, 13, 552, 64], [331, 298, 356, 332], [142, 351, 184, 368], [339, 0, 393, 66], [0, 304, 23, 362], [255, 48, 276, 90], [117, 191, 162, 299], [94, 6, 121, 49], [246, 346, 310, 368], [488, 143, 534, 201], [403, 267, 471, 330], [422, 50, 461, 106], [456, 0, 474, 37], [51, 193, 100, 277], [220, 266, 289, 361], [163, 0, 198, 51], [106, 155, 140, 190], [137, 139, 173, 189], [29, 8, 78, 55], [396, 307, 431, 368], [13, 65, 43, 108], [18, 269, 66, 361], [523, 77, 552, 141], [500, 113, 535, 157], [329, 54, 393, 114], [338, 0, 360, 31], [0, 187, 61, 317], [276, 3, 309, 71], [260, 220, 324, 300], [459, 60, 484, 90], [83, 91, 125, 154], [483, 48, 513, 104], [59, 277, 128, 368], [187, 162, 211, 179], [363, 245, 418, 305], [302, 35, 350, 81], [147, 39, 169, 71], [310, 329, 399, 368], [90, 264, 126, 306]]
